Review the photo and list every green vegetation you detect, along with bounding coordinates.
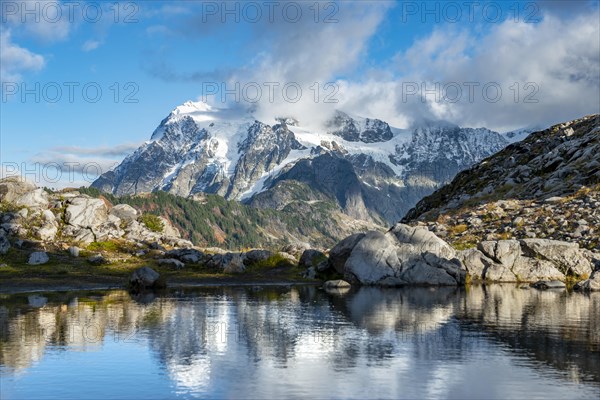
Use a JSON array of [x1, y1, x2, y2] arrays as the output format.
[[87, 240, 121, 252], [77, 187, 348, 250], [0, 202, 21, 213], [140, 213, 164, 233], [0, 244, 312, 291], [248, 254, 295, 270]]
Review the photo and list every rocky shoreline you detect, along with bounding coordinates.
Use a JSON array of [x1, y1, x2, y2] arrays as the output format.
[[1, 176, 599, 292]]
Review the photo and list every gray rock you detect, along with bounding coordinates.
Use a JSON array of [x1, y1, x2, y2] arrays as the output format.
[[276, 252, 297, 264], [35, 224, 58, 241], [157, 258, 185, 269], [574, 271, 600, 292], [337, 224, 466, 287], [0, 233, 10, 255], [389, 224, 456, 260], [478, 240, 520, 267], [302, 266, 317, 279], [28, 252, 49, 265], [65, 197, 108, 228], [164, 248, 205, 264], [471, 238, 592, 282], [329, 233, 365, 274], [511, 257, 565, 282], [158, 216, 181, 238], [519, 239, 593, 277], [344, 231, 400, 284], [323, 280, 351, 288], [72, 228, 96, 244], [281, 242, 311, 257], [69, 246, 80, 257], [0, 177, 36, 203], [129, 266, 163, 290], [299, 249, 327, 269], [109, 204, 138, 222], [530, 280, 566, 290], [41, 209, 56, 223], [243, 249, 273, 265], [88, 254, 107, 265], [457, 248, 490, 280], [15, 188, 49, 209], [400, 259, 457, 286], [222, 253, 245, 273]]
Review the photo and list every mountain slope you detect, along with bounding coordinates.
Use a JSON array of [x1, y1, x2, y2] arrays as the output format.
[[93, 101, 510, 224], [402, 114, 600, 250], [80, 188, 378, 250]]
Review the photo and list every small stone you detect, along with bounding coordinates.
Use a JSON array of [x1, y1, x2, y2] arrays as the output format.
[[530, 280, 566, 290], [157, 258, 185, 269], [88, 254, 107, 265], [323, 280, 351, 288], [69, 246, 80, 257], [129, 266, 163, 290], [28, 252, 49, 265]]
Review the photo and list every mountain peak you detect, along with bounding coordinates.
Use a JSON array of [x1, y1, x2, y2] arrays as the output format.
[[172, 100, 214, 115]]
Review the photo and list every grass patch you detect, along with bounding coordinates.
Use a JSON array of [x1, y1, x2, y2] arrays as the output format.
[[87, 240, 121, 253], [448, 224, 468, 236], [249, 254, 295, 270], [140, 213, 164, 233]]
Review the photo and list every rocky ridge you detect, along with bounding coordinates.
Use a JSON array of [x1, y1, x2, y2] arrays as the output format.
[[399, 115, 599, 252], [404, 115, 599, 222]]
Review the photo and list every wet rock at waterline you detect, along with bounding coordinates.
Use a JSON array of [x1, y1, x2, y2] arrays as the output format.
[[129, 266, 164, 290]]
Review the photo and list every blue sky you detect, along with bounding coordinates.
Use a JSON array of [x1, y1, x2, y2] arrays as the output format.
[[1, 0, 599, 187]]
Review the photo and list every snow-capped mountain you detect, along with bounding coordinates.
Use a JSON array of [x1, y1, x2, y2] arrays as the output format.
[[92, 101, 510, 224]]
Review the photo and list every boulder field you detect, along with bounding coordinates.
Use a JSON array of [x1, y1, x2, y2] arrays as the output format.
[[327, 223, 598, 288]]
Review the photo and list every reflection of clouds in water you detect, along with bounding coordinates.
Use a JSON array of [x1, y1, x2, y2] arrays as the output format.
[[1, 286, 599, 398], [169, 355, 211, 394]]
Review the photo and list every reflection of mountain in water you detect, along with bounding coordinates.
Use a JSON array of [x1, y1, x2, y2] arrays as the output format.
[[1, 285, 599, 397]]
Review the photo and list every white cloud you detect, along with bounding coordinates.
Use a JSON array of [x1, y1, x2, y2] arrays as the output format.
[[228, 2, 394, 129], [49, 143, 142, 157], [338, 13, 600, 131], [2, 0, 72, 43], [14, 143, 142, 188], [0, 29, 45, 81], [81, 39, 101, 52]]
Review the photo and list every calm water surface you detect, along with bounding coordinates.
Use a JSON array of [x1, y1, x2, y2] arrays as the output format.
[[1, 285, 599, 399]]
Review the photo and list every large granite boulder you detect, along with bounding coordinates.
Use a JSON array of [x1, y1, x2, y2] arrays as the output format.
[[35, 224, 58, 241], [334, 224, 465, 286], [65, 197, 108, 228], [158, 216, 180, 238], [519, 239, 592, 277], [461, 239, 594, 282], [0, 177, 36, 203], [15, 188, 49, 209], [109, 204, 138, 222], [329, 233, 365, 274]]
